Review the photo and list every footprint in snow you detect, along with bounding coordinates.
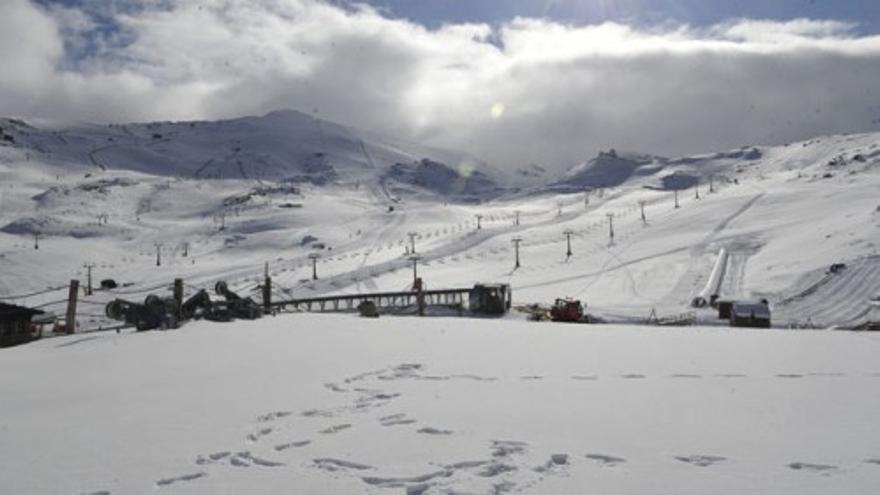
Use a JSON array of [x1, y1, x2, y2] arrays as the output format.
[[788, 462, 838, 473], [256, 411, 293, 423], [324, 382, 347, 392], [246, 427, 273, 442], [585, 453, 626, 466], [313, 458, 373, 472], [196, 451, 231, 465], [274, 440, 311, 451], [380, 413, 417, 426], [155, 472, 207, 488], [417, 427, 453, 435], [491, 440, 528, 458], [478, 462, 518, 477], [534, 454, 569, 473], [675, 455, 727, 467], [301, 408, 335, 418], [362, 469, 453, 487], [320, 423, 352, 434]]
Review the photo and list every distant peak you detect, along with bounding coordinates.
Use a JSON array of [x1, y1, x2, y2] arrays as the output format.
[[262, 109, 314, 120]]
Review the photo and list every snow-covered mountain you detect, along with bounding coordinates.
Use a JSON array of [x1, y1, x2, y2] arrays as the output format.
[[0, 111, 879, 330], [0, 110, 506, 199]]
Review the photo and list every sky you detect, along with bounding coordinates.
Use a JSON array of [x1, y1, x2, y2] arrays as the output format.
[[4, 0, 880, 172]]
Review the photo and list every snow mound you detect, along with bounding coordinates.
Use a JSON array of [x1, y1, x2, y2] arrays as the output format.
[[551, 150, 663, 192], [385, 159, 501, 201]]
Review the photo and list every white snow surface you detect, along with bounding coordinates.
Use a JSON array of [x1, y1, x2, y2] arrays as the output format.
[[2, 316, 880, 494]]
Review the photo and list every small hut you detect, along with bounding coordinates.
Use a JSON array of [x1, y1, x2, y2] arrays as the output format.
[[0, 302, 44, 347], [730, 301, 771, 328]]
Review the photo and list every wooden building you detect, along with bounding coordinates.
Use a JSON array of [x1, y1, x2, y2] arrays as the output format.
[[0, 302, 44, 347], [730, 301, 771, 328]]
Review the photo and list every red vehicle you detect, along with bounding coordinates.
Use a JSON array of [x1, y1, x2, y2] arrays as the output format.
[[550, 298, 584, 322]]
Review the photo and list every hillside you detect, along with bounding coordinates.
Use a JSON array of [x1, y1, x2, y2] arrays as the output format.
[[0, 115, 879, 330]]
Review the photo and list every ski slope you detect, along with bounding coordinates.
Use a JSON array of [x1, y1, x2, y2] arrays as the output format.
[[1, 116, 879, 329]]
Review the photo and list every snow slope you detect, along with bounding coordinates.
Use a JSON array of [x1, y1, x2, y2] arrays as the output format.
[[0, 117, 879, 329], [2, 315, 879, 494]]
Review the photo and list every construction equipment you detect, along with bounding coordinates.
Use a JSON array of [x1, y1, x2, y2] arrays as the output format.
[[106, 295, 178, 331], [105, 288, 220, 331], [550, 298, 584, 322], [214, 281, 263, 319], [180, 289, 216, 320]]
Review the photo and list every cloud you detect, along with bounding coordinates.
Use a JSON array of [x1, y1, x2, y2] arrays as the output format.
[[3, 0, 880, 172]]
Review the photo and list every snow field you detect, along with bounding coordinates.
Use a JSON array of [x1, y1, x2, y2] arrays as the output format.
[[2, 314, 879, 494]]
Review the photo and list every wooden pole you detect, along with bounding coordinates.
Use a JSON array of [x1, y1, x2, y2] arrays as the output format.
[[263, 262, 272, 312], [83, 263, 95, 296], [512, 237, 522, 269], [607, 213, 615, 243], [66, 279, 79, 335], [173, 278, 184, 321]]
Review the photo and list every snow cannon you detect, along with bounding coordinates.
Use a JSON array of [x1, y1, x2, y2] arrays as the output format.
[[550, 298, 584, 322], [214, 281, 263, 320], [105, 294, 178, 331], [180, 289, 216, 321]]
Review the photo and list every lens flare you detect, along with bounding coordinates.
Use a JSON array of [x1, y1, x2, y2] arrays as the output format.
[[457, 160, 476, 178], [490, 102, 505, 119]]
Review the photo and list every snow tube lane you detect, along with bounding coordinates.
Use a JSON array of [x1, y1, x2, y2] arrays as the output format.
[[692, 248, 728, 308]]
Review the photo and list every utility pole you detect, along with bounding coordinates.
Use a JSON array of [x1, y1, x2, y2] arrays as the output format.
[[563, 229, 574, 258], [182, 242, 189, 257], [262, 262, 272, 313], [695, 183, 701, 200], [607, 213, 615, 244], [639, 200, 647, 225], [154, 242, 163, 267], [709, 175, 715, 193], [557, 202, 563, 217], [407, 232, 418, 254], [475, 214, 483, 230], [409, 254, 421, 286], [173, 278, 184, 322], [83, 263, 95, 296], [512, 237, 523, 269], [33, 232, 40, 250], [309, 253, 320, 280], [514, 210, 520, 226], [584, 188, 590, 207], [219, 212, 226, 231], [65, 279, 79, 335], [674, 189, 680, 209]]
